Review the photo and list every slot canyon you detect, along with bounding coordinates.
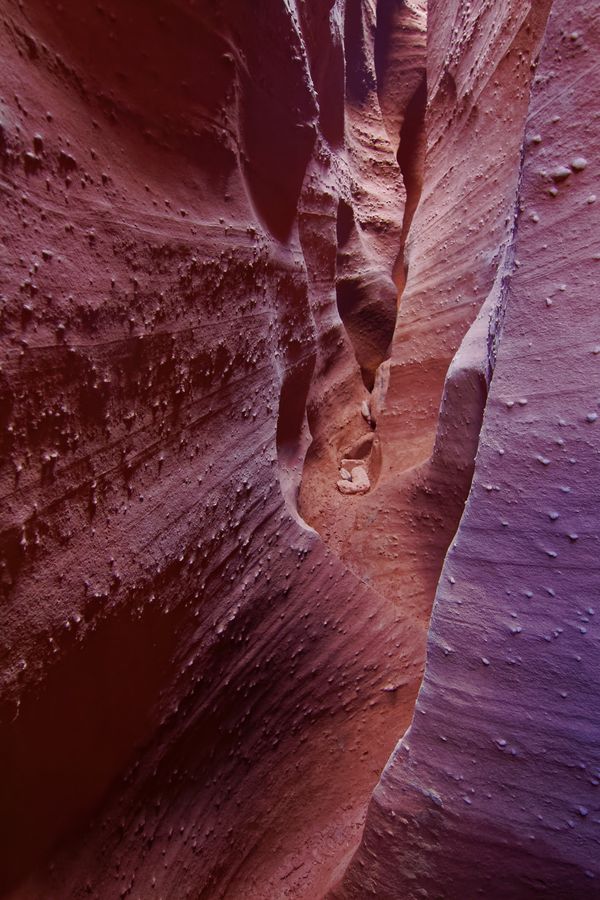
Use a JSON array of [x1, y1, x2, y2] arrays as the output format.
[[1, 0, 599, 897]]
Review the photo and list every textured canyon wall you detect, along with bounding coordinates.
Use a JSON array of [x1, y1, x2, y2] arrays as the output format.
[[335, 0, 600, 896], [0, 1, 425, 898], [1, 0, 599, 898]]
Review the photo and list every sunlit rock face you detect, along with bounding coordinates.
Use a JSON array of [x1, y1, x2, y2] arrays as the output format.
[[1, 0, 598, 898]]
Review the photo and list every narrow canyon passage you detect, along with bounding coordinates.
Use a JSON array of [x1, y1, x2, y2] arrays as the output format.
[[297, 0, 553, 813], [1, 1, 599, 899]]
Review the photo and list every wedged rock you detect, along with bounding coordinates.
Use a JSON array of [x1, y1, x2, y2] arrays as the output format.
[[337, 465, 370, 496]]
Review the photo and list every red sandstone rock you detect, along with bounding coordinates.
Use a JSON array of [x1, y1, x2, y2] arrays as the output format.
[[0, 2, 422, 897], [1, 0, 599, 898], [333, 0, 600, 896]]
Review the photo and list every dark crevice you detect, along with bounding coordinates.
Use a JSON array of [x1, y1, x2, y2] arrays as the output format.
[[334, 199, 397, 393], [393, 72, 427, 294], [276, 355, 316, 523], [335, 274, 397, 393], [343, 0, 376, 104], [336, 197, 355, 247]]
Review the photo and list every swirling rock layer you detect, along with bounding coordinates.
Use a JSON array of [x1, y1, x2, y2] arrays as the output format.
[[1, 0, 599, 898]]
